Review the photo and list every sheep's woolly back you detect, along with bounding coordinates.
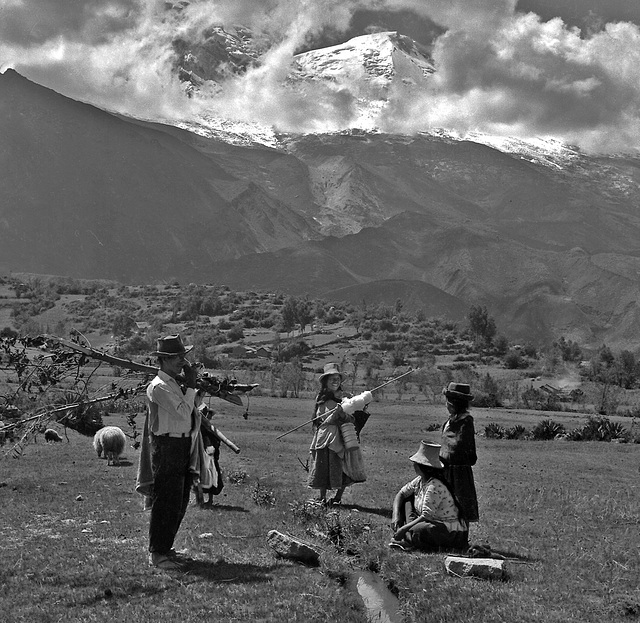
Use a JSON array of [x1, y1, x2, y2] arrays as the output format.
[[94, 426, 126, 463]]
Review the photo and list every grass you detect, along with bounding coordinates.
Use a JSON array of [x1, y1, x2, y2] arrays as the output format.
[[1, 398, 639, 622]]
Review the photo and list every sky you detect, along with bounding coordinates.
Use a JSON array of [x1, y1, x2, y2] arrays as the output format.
[[2, 0, 640, 152]]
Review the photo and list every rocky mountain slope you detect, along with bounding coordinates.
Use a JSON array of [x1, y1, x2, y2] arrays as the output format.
[[4, 26, 640, 350]]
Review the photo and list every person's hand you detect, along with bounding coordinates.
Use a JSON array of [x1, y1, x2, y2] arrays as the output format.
[[182, 362, 198, 389], [394, 527, 407, 540]]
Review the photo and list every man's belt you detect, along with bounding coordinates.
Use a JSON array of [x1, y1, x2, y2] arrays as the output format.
[[156, 432, 189, 438]]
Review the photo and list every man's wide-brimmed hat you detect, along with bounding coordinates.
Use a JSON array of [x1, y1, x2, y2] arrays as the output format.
[[409, 441, 444, 469], [442, 382, 474, 402], [152, 334, 193, 357], [319, 362, 343, 382]]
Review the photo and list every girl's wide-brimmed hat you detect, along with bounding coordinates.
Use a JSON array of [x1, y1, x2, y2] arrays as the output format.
[[152, 334, 193, 357], [319, 362, 343, 382], [442, 382, 474, 402], [409, 441, 444, 469]]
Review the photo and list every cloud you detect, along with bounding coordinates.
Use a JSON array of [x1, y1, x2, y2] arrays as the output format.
[[2, 0, 640, 151], [385, 12, 640, 151]]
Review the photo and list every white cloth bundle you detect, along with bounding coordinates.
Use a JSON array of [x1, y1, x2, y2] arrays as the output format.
[[340, 391, 374, 415]]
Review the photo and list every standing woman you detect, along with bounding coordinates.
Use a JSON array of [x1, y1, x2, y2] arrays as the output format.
[[307, 363, 366, 506], [439, 382, 479, 523]]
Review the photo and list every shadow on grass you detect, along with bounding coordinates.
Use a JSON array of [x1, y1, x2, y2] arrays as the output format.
[[195, 502, 249, 513], [183, 558, 275, 583], [110, 459, 134, 467]]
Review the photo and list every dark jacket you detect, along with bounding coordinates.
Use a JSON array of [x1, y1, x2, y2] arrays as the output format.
[[439, 413, 477, 466]]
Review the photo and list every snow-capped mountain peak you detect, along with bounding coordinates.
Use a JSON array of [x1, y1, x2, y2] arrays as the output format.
[[291, 31, 434, 90]]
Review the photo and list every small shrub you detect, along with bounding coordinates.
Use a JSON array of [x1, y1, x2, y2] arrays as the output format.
[[227, 470, 249, 485], [251, 480, 276, 507], [531, 419, 566, 440], [505, 425, 528, 440], [567, 427, 583, 441], [473, 391, 502, 408], [485, 422, 505, 439], [578, 416, 629, 442]]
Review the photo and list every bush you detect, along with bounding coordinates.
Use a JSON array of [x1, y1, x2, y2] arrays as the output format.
[[576, 416, 629, 442], [485, 423, 505, 439], [531, 419, 566, 440], [473, 391, 502, 408], [275, 339, 310, 363], [504, 350, 523, 369], [226, 323, 244, 342], [505, 425, 528, 440]]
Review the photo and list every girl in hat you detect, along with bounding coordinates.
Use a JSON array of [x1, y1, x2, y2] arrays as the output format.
[[439, 382, 479, 522], [307, 363, 366, 506], [390, 441, 469, 552]]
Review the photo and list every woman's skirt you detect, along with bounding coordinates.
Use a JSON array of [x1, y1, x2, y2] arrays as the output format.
[[307, 447, 355, 490], [443, 464, 479, 522]]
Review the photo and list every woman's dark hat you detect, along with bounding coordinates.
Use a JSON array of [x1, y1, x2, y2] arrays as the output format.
[[442, 382, 474, 402], [409, 441, 444, 469], [319, 362, 343, 382], [152, 334, 193, 357]]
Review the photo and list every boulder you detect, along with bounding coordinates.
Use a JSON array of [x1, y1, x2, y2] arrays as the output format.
[[444, 556, 508, 581], [266, 530, 320, 566]]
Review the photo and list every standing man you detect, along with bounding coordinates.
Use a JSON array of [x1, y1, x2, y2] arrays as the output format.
[[144, 334, 199, 570]]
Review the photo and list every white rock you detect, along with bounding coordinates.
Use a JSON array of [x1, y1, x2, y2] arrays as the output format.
[[444, 556, 508, 581], [266, 530, 320, 566]]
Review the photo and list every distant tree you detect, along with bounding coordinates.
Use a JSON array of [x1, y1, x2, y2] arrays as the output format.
[[296, 298, 314, 334], [467, 305, 497, 346], [504, 350, 523, 369], [493, 334, 509, 356], [391, 346, 407, 367], [615, 350, 639, 389], [281, 297, 297, 334], [226, 323, 244, 342], [278, 358, 306, 398], [0, 326, 18, 338], [555, 336, 582, 362], [112, 313, 135, 338]]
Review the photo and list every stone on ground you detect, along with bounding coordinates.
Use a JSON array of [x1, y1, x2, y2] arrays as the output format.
[[444, 556, 508, 580], [267, 530, 320, 566]]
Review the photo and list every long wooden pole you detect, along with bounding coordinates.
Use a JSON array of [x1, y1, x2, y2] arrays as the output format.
[[274, 368, 417, 440]]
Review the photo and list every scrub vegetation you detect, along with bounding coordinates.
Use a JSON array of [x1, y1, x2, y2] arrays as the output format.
[[1, 274, 639, 621], [1, 403, 638, 622]]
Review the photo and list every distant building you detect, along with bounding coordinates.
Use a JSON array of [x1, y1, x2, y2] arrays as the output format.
[[255, 346, 271, 359], [231, 345, 256, 358], [230, 344, 272, 359]]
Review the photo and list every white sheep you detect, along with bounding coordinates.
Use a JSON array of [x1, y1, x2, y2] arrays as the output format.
[[93, 426, 126, 465]]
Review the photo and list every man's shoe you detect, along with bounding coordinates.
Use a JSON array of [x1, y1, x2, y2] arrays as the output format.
[[149, 553, 183, 570]]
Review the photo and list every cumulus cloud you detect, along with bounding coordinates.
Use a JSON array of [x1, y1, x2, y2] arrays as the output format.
[[2, 0, 640, 151], [384, 9, 640, 151]]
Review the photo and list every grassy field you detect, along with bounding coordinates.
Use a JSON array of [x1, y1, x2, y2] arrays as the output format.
[[1, 397, 639, 622]]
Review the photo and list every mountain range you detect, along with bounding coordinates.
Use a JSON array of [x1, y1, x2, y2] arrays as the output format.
[[3, 29, 640, 350]]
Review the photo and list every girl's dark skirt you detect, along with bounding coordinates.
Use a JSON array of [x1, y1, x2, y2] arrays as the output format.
[[443, 464, 479, 522], [307, 447, 353, 490]]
